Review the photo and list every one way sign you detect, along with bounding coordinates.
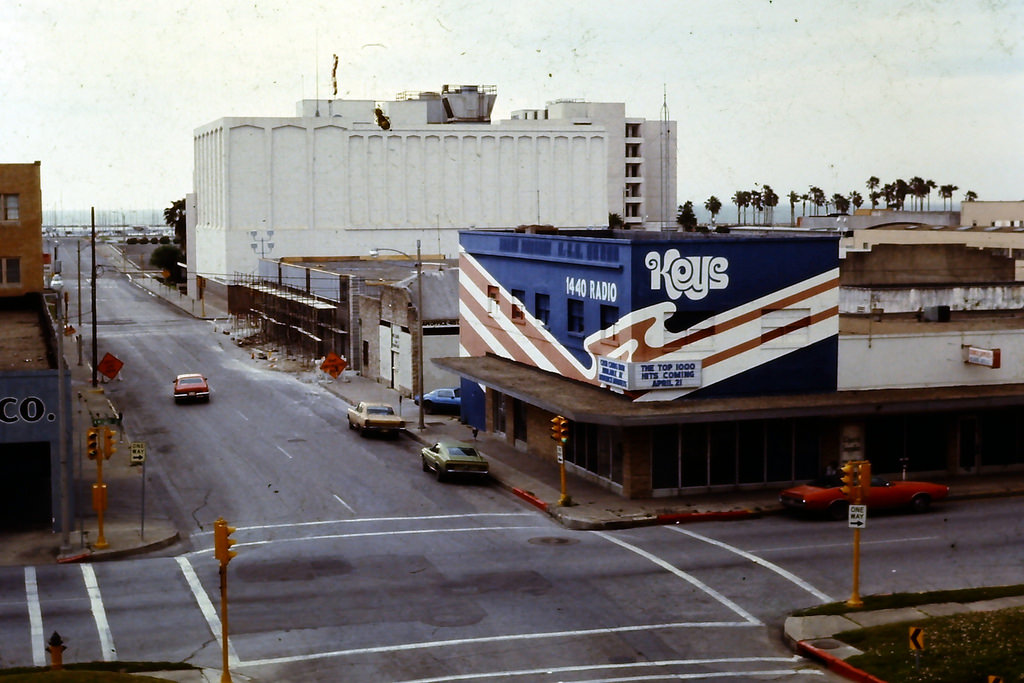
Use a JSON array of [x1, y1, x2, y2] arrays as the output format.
[[848, 504, 867, 528]]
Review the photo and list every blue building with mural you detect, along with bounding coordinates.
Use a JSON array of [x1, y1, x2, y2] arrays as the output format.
[[438, 228, 842, 497]]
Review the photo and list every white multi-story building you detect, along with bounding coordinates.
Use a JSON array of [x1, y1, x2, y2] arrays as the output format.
[[511, 100, 676, 231], [189, 85, 677, 289]]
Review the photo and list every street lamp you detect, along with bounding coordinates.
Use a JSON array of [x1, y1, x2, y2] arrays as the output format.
[[369, 240, 424, 430]]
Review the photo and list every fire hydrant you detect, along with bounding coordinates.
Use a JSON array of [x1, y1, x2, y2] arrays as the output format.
[[47, 631, 66, 670]]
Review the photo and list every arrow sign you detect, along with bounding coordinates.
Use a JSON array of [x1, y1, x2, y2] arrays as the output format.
[[848, 504, 867, 528], [909, 626, 925, 651]]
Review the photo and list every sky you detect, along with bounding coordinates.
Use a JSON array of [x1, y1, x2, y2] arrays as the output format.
[[5, 0, 1023, 219]]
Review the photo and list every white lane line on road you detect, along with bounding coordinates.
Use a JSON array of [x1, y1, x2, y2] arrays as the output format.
[[236, 410, 249, 421], [755, 535, 939, 554], [240, 620, 759, 669], [24, 567, 46, 667], [393, 656, 816, 682], [80, 564, 116, 661], [235, 512, 536, 532], [332, 493, 356, 513], [204, 525, 549, 553], [276, 445, 293, 460], [176, 556, 239, 666], [668, 527, 833, 604], [594, 531, 761, 625]]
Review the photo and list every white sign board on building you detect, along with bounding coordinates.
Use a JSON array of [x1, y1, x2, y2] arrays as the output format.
[[598, 357, 702, 391]]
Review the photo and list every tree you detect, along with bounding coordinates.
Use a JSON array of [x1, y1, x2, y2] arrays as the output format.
[[761, 184, 779, 226], [939, 184, 959, 210], [732, 191, 751, 224], [788, 191, 800, 226], [808, 186, 826, 215], [925, 179, 937, 210], [150, 244, 185, 283], [909, 176, 926, 211], [164, 198, 187, 254], [894, 178, 910, 209], [676, 202, 698, 231], [704, 196, 722, 225], [849, 191, 864, 211], [832, 193, 850, 214], [964, 190, 978, 202], [749, 188, 763, 225], [608, 212, 624, 229], [866, 176, 880, 208]]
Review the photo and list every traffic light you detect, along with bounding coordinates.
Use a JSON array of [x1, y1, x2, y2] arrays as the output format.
[[86, 427, 100, 460], [857, 460, 872, 500], [214, 517, 237, 566], [839, 462, 859, 502], [550, 415, 568, 443], [102, 427, 117, 460]]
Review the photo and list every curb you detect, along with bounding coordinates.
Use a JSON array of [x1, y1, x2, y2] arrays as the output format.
[[655, 509, 758, 524], [795, 640, 888, 683], [511, 487, 548, 512]]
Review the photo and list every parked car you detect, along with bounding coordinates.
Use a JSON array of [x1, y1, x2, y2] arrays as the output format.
[[347, 401, 405, 437], [421, 440, 489, 482], [414, 387, 461, 414], [779, 474, 949, 520], [173, 373, 210, 403]]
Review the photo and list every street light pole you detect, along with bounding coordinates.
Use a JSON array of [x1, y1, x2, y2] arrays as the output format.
[[52, 281, 72, 554], [415, 239, 424, 431]]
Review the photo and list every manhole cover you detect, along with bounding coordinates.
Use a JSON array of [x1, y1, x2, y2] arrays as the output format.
[[528, 536, 579, 546]]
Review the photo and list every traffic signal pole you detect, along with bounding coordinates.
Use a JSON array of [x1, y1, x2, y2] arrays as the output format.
[[841, 460, 871, 608], [214, 518, 237, 683]]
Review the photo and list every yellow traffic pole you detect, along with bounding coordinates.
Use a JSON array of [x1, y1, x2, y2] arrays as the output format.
[[558, 456, 570, 506], [220, 561, 231, 683], [92, 454, 108, 549], [847, 526, 863, 608]]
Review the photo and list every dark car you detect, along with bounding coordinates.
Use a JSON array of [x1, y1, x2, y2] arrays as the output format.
[[414, 387, 461, 414], [173, 373, 210, 403]]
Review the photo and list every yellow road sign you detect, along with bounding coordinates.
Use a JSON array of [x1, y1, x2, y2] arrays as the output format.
[[909, 626, 925, 651]]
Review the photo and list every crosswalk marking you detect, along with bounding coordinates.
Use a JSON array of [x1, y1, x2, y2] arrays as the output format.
[[24, 567, 45, 667]]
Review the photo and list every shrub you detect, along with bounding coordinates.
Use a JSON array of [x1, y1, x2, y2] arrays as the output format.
[[159, 235, 170, 244], [126, 237, 138, 244]]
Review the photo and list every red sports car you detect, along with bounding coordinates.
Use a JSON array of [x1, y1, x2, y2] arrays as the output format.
[[779, 474, 949, 520], [173, 373, 210, 403]]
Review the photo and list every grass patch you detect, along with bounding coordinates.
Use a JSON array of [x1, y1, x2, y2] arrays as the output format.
[[793, 583, 1024, 616], [836, 606, 1024, 682]]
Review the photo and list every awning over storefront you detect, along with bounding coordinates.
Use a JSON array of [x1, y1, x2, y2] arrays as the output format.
[[434, 355, 1024, 427]]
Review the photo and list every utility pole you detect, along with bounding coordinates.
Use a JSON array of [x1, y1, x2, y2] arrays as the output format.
[[90, 208, 98, 387]]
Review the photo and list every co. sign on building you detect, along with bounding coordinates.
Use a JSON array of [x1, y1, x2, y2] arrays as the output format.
[[0, 396, 53, 424]]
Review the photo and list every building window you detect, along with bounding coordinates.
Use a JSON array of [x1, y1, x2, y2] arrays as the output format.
[[534, 293, 550, 326], [600, 304, 619, 334], [1, 194, 19, 221], [0, 257, 21, 284], [567, 298, 585, 334], [486, 285, 499, 315], [511, 289, 525, 322]]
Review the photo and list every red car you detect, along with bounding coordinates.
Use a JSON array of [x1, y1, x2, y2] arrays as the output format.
[[780, 474, 949, 520], [173, 373, 210, 403]]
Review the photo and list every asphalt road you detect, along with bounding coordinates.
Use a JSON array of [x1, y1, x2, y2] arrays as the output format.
[[10, 240, 1013, 680]]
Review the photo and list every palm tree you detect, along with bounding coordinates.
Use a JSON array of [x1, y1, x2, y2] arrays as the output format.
[[788, 191, 800, 226], [761, 184, 779, 226], [704, 196, 722, 226], [609, 212, 624, 229], [808, 186, 826, 215], [832, 193, 850, 214], [909, 176, 926, 211], [866, 176, 880, 208], [895, 179, 910, 210], [939, 184, 959, 211], [925, 179, 937, 210], [750, 188, 763, 225], [849, 191, 864, 211], [733, 190, 751, 224], [869, 190, 883, 209], [964, 190, 978, 202], [164, 198, 187, 253]]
